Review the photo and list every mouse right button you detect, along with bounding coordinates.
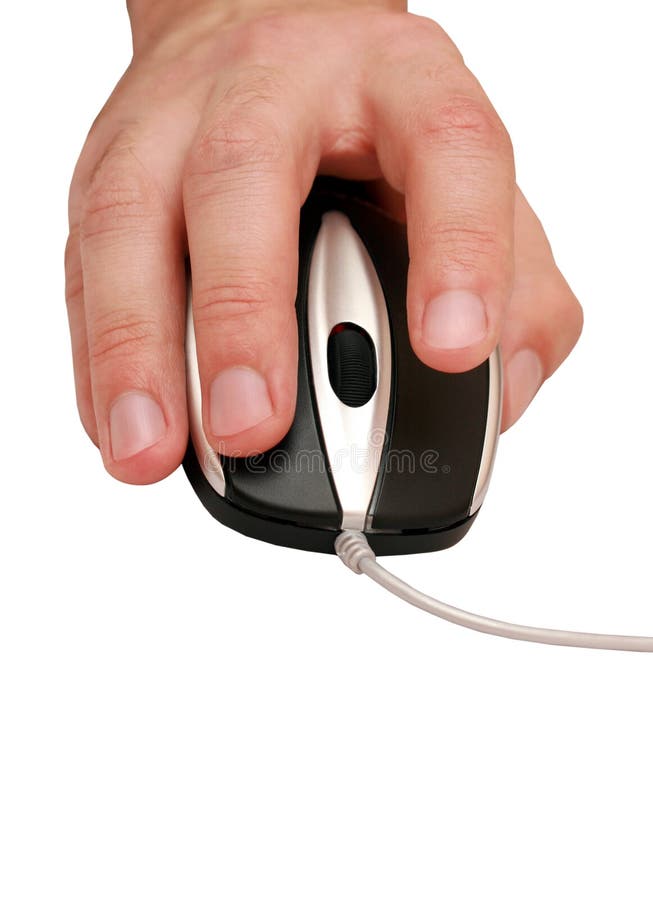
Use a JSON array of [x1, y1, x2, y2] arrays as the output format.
[[370, 338, 500, 533]]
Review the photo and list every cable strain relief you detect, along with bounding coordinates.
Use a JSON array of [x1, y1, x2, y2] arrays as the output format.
[[335, 531, 376, 574]]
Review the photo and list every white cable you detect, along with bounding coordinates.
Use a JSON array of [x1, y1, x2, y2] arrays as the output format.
[[335, 531, 653, 652]]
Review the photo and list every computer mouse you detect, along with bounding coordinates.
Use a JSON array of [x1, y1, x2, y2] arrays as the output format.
[[183, 177, 502, 556]]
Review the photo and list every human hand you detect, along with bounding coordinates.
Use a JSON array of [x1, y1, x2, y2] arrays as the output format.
[[65, 0, 583, 484]]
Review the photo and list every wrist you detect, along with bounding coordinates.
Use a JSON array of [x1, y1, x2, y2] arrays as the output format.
[[128, 0, 407, 54]]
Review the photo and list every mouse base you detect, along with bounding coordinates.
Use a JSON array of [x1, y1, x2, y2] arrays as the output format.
[[183, 443, 478, 557]]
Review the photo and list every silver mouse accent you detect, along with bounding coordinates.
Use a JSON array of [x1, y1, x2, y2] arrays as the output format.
[[307, 212, 393, 531]]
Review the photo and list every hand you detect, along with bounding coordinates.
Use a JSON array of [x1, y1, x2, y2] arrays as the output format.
[[65, 0, 583, 484]]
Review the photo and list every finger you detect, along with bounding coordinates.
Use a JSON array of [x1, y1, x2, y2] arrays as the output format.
[[64, 224, 98, 445], [79, 134, 188, 484], [182, 66, 320, 457], [364, 179, 583, 429], [500, 189, 583, 430], [370, 55, 515, 372]]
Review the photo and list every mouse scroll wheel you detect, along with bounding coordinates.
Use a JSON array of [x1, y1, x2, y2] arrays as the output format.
[[326, 322, 378, 408]]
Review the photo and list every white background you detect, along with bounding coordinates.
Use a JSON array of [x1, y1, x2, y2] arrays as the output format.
[[1, 1, 652, 897]]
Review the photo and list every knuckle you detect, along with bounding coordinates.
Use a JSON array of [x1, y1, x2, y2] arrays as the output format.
[[220, 63, 288, 111], [88, 309, 161, 369], [192, 279, 276, 330], [186, 115, 285, 182], [185, 69, 288, 181], [426, 221, 507, 270], [419, 95, 512, 158], [80, 134, 161, 241]]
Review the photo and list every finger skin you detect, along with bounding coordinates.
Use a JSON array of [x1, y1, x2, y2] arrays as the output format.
[[78, 136, 188, 483], [369, 29, 515, 373], [183, 64, 321, 457], [500, 189, 584, 430], [64, 226, 98, 445]]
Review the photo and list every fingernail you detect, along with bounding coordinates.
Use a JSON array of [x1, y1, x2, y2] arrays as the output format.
[[505, 349, 543, 425], [210, 366, 273, 437], [109, 391, 166, 461], [422, 289, 488, 350]]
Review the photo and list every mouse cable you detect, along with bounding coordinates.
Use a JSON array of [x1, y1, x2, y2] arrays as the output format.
[[335, 531, 653, 652]]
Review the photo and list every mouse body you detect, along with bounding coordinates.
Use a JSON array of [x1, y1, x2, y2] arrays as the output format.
[[183, 178, 501, 555]]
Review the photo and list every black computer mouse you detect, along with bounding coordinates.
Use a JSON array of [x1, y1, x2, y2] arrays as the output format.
[[183, 177, 501, 556]]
